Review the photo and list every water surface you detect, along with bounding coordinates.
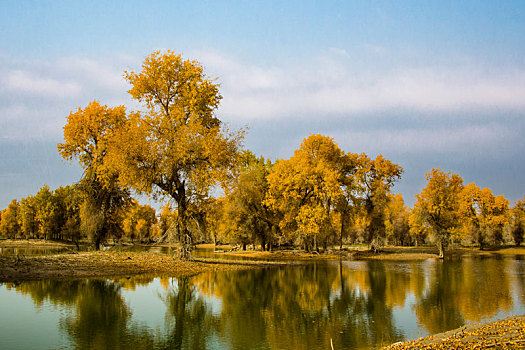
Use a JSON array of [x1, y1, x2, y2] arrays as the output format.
[[1, 255, 524, 349]]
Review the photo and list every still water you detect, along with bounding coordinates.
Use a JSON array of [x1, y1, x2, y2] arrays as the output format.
[[1, 255, 524, 349]]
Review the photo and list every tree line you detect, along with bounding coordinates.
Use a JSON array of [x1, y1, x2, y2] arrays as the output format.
[[0, 184, 162, 247], [1, 50, 524, 258], [206, 140, 525, 258]]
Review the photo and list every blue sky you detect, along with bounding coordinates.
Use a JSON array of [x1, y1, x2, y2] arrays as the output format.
[[1, 0, 525, 208]]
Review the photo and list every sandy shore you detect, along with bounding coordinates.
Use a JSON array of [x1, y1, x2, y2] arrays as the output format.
[[384, 314, 525, 349]]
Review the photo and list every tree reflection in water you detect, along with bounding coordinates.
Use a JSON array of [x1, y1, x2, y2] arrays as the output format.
[[3, 255, 523, 349], [191, 262, 403, 349], [159, 276, 219, 350], [6, 279, 156, 349], [415, 255, 514, 334], [62, 279, 155, 349]]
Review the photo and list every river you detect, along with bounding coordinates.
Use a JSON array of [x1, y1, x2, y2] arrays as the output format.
[[0, 253, 524, 349]]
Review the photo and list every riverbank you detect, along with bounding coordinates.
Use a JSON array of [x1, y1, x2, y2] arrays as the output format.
[[2, 240, 525, 281], [0, 239, 86, 248], [0, 251, 254, 282], [206, 244, 525, 261], [384, 314, 525, 349]]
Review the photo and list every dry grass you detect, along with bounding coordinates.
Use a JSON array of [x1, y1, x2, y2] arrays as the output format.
[[384, 315, 525, 349], [0, 239, 79, 248]]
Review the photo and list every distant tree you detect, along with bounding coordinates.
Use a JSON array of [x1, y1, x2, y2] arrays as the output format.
[[54, 185, 83, 245], [0, 199, 21, 238], [155, 203, 178, 241], [355, 154, 403, 251], [223, 151, 278, 250], [121, 200, 157, 242], [106, 51, 244, 258], [34, 185, 61, 240], [412, 168, 464, 258], [384, 193, 411, 246], [408, 209, 429, 247], [459, 183, 509, 248], [512, 196, 525, 246], [19, 195, 38, 239], [205, 197, 228, 245], [332, 152, 360, 249], [58, 101, 130, 249]]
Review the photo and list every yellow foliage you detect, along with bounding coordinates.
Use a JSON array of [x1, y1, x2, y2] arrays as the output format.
[[58, 100, 127, 174], [459, 182, 509, 245], [266, 134, 347, 244]]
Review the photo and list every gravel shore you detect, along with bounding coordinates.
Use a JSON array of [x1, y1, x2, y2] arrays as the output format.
[[384, 315, 525, 349]]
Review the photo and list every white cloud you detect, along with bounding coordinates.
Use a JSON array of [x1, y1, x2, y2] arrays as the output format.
[[0, 55, 130, 139], [4, 70, 82, 98], [195, 51, 525, 120], [54, 57, 128, 95], [2, 50, 525, 145], [332, 123, 515, 157]]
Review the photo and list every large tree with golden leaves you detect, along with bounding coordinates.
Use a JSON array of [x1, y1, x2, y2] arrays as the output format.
[[107, 51, 244, 258], [266, 134, 351, 252], [58, 101, 130, 249]]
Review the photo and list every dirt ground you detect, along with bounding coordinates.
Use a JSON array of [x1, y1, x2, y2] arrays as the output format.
[[384, 314, 525, 349], [0, 251, 253, 282]]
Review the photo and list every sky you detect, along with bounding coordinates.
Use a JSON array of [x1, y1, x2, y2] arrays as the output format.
[[1, 0, 525, 209]]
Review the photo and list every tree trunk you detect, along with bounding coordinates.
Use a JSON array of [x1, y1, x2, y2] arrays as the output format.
[[340, 216, 345, 250], [437, 239, 445, 259], [176, 197, 192, 260], [95, 236, 102, 251]]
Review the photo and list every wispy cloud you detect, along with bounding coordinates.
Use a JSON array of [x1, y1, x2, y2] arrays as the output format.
[[0, 55, 129, 139], [2, 50, 524, 144], [332, 123, 516, 157], [5, 70, 82, 98], [197, 50, 525, 120]]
